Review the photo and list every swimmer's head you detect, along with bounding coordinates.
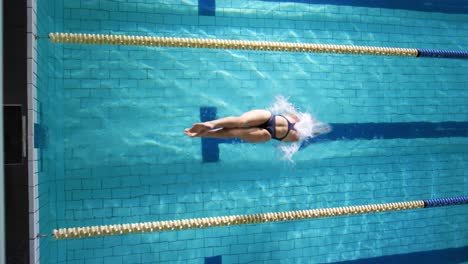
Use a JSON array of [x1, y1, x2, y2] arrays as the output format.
[[294, 112, 330, 140]]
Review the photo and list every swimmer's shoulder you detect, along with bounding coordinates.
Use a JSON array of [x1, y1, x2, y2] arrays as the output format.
[[284, 113, 300, 123]]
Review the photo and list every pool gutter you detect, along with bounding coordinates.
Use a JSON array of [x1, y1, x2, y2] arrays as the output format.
[[27, 0, 39, 262]]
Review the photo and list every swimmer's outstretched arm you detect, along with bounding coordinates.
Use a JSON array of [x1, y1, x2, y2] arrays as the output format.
[[184, 117, 238, 137]]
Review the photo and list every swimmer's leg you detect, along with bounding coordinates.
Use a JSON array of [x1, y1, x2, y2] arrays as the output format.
[[199, 128, 271, 143], [184, 109, 271, 137]]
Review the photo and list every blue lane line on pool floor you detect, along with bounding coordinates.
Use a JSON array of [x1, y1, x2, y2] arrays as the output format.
[[261, 0, 468, 14], [34, 123, 48, 149], [199, 0, 216, 16], [300, 121, 468, 149], [204, 255, 222, 264], [197, 0, 468, 16], [332, 245, 468, 264], [199, 107, 468, 162]]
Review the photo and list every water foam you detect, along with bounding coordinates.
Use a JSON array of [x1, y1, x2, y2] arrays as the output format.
[[267, 95, 330, 162]]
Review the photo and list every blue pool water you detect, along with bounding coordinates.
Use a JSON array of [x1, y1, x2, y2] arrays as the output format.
[[36, 0, 468, 263]]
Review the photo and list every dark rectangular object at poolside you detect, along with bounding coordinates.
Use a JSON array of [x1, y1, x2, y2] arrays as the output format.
[[261, 0, 468, 14], [4, 106, 23, 164]]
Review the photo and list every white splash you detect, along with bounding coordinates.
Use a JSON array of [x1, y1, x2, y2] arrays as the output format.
[[267, 95, 330, 162]]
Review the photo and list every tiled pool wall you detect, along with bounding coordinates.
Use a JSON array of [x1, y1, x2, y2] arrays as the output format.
[[35, 0, 468, 263], [34, 0, 65, 262]]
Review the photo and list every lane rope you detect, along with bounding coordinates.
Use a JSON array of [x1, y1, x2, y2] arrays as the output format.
[[50, 196, 468, 240], [48, 32, 468, 59], [48, 32, 418, 57]]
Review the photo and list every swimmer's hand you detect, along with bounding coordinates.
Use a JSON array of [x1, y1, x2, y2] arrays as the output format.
[[184, 122, 214, 137], [312, 125, 331, 136]]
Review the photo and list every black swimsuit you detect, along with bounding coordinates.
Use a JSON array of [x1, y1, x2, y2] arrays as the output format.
[[259, 114, 296, 141]]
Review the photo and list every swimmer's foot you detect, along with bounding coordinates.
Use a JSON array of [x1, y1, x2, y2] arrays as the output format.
[[184, 122, 214, 137]]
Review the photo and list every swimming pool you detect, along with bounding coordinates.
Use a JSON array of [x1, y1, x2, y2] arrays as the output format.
[[32, 0, 468, 263]]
